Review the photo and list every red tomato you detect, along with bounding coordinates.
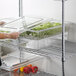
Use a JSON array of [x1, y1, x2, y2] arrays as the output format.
[[31, 66, 38, 73], [23, 67, 31, 74]]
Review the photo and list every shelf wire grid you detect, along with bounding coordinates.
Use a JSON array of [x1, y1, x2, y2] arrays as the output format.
[[0, 70, 57, 76], [20, 38, 76, 60]]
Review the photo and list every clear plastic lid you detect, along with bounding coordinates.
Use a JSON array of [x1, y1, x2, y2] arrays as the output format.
[[0, 17, 25, 33]]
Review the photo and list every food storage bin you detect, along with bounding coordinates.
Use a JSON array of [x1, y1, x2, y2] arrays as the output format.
[[20, 19, 62, 40], [0, 16, 42, 42], [19, 19, 69, 50], [0, 16, 42, 32], [0, 50, 44, 71], [0, 17, 25, 32], [0, 16, 43, 49]]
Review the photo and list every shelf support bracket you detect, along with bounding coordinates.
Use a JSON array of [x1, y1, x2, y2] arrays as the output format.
[[62, 0, 65, 76]]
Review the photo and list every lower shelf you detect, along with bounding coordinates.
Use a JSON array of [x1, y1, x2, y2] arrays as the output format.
[[28, 71, 57, 76], [0, 70, 57, 76], [32, 71, 56, 76]]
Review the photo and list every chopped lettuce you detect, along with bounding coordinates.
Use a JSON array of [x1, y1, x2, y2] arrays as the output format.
[[32, 22, 61, 31], [0, 30, 10, 33]]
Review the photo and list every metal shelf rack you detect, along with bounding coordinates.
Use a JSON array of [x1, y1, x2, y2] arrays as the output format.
[[0, 0, 66, 76], [20, 38, 76, 60], [0, 70, 57, 76]]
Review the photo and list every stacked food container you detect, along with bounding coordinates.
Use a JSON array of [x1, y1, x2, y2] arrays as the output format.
[[0, 16, 60, 76], [0, 14, 72, 76]]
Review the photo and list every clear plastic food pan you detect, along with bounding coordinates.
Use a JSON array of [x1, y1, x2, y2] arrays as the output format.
[[0, 16, 42, 34], [0, 16, 42, 44], [0, 17, 25, 33], [0, 51, 44, 71], [20, 19, 62, 40]]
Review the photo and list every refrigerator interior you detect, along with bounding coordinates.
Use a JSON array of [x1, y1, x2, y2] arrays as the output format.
[[0, 0, 76, 76]]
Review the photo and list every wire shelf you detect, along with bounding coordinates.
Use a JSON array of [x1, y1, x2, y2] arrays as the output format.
[[21, 39, 76, 60], [0, 70, 57, 76]]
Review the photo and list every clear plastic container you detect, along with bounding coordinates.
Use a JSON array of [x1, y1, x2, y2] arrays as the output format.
[[0, 16, 42, 33], [0, 16, 42, 44], [0, 51, 44, 71], [20, 19, 62, 40], [0, 17, 25, 33], [19, 19, 70, 50]]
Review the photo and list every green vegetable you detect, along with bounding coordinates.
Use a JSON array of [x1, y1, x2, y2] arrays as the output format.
[[53, 22, 61, 26], [32, 22, 61, 31], [0, 30, 10, 33]]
